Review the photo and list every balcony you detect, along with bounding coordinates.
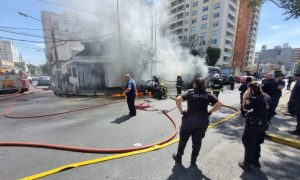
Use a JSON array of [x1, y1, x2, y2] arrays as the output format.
[[227, 27, 235, 34], [224, 51, 232, 57], [224, 43, 232, 49], [226, 35, 233, 41], [228, 18, 235, 26]]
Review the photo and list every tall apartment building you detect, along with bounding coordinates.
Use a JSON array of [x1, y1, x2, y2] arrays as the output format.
[[165, 0, 239, 73], [0, 40, 19, 62], [233, 0, 260, 73]]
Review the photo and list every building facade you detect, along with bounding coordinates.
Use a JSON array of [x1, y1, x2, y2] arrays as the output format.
[[166, 0, 238, 72], [0, 40, 19, 62], [259, 44, 293, 72], [232, 0, 260, 74]]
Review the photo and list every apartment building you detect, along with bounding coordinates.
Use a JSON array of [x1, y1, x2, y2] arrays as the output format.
[[166, 0, 239, 71], [0, 40, 19, 62]]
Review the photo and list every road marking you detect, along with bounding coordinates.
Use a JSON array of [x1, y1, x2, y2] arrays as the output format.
[[266, 132, 300, 150], [21, 105, 240, 180]]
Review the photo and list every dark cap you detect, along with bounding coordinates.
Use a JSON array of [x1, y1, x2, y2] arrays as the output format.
[[275, 73, 284, 78]]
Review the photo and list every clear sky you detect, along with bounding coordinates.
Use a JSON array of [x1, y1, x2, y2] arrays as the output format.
[[0, 0, 299, 65]]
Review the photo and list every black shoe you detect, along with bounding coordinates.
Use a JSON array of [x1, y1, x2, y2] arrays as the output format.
[[172, 153, 182, 164], [190, 157, 197, 166], [251, 161, 261, 168], [288, 130, 300, 136], [239, 161, 252, 172], [129, 113, 136, 117]]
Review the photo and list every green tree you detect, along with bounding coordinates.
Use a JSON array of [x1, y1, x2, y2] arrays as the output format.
[[14, 62, 25, 70], [206, 47, 221, 66], [248, 0, 300, 20], [40, 64, 50, 75]]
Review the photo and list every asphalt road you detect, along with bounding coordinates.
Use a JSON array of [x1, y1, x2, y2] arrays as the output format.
[[0, 87, 299, 180]]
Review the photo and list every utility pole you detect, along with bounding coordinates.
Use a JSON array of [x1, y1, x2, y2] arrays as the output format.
[[150, 0, 154, 77], [49, 17, 61, 94], [154, 10, 157, 76], [116, 0, 121, 49]]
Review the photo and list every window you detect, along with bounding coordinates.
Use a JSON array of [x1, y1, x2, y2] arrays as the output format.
[[192, 2, 198, 7], [185, 12, 189, 16], [211, 30, 218, 36], [201, 23, 207, 29], [214, 2, 221, 9], [203, 6, 208, 12], [200, 32, 207, 40], [191, 27, 197, 32], [211, 39, 218, 44], [184, 20, 188, 24], [213, 12, 220, 18], [192, 10, 197, 16], [212, 21, 219, 27], [72, 67, 77, 78], [184, 28, 188, 32], [203, 0, 209, 3], [186, 4, 189, 8], [68, 67, 72, 76], [202, 15, 208, 20], [192, 18, 197, 24]]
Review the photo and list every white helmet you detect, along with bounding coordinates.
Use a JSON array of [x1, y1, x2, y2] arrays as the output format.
[[213, 73, 220, 79]]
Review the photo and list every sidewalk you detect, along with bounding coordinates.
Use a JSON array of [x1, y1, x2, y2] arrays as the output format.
[[266, 90, 300, 149]]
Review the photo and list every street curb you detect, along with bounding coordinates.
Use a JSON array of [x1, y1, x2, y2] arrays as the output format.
[[266, 132, 300, 150]]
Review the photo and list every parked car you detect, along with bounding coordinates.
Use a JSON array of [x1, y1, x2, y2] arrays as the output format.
[[37, 76, 51, 86]]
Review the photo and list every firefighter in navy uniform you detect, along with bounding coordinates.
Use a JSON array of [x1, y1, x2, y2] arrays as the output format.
[[211, 73, 223, 98], [173, 78, 223, 166], [176, 75, 184, 96], [239, 82, 271, 172], [123, 74, 137, 116]]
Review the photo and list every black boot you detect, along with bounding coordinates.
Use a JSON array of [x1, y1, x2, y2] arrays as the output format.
[[172, 153, 182, 164], [239, 161, 252, 172], [251, 160, 261, 168], [190, 156, 197, 166]]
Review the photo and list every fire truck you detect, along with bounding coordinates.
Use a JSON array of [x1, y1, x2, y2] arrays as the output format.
[[0, 68, 30, 93]]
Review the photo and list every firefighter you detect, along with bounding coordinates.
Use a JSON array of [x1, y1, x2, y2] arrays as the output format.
[[123, 74, 137, 116], [239, 82, 271, 172], [211, 73, 223, 98], [173, 77, 223, 166], [229, 75, 235, 90], [261, 73, 277, 122], [288, 71, 300, 135], [176, 75, 184, 96]]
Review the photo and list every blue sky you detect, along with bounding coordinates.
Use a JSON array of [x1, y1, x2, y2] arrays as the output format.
[[0, 0, 299, 65]]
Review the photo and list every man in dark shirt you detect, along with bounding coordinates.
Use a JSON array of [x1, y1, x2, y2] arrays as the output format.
[[211, 74, 223, 98], [288, 72, 300, 135], [176, 75, 184, 96], [261, 73, 277, 121], [271, 73, 285, 115], [287, 76, 293, 90], [123, 74, 136, 116]]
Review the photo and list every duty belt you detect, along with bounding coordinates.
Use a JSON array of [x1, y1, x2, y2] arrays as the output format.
[[246, 116, 265, 126]]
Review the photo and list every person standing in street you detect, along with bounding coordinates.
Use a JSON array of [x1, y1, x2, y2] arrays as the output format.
[[239, 77, 253, 118], [261, 73, 277, 123], [123, 74, 136, 116], [288, 72, 300, 135], [229, 75, 235, 90], [270, 73, 285, 116], [211, 73, 223, 98], [176, 75, 184, 96], [239, 82, 271, 172], [173, 78, 223, 166], [287, 76, 293, 90]]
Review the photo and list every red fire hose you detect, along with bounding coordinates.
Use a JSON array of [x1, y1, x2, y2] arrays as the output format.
[[0, 93, 179, 153]]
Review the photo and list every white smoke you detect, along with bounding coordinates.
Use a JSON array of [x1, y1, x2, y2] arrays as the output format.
[[68, 0, 208, 86]]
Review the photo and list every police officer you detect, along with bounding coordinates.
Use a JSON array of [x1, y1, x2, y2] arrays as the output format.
[[261, 73, 277, 122], [176, 75, 184, 96], [211, 73, 223, 98], [172, 78, 223, 166], [239, 77, 253, 118], [288, 72, 300, 135], [287, 76, 293, 90], [239, 82, 271, 172], [229, 75, 235, 90], [123, 74, 137, 116]]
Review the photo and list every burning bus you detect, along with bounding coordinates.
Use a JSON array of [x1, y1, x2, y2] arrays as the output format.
[[0, 68, 30, 94]]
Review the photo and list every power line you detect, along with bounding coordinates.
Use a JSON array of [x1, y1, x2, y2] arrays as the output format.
[[37, 0, 115, 19], [0, 25, 43, 31]]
